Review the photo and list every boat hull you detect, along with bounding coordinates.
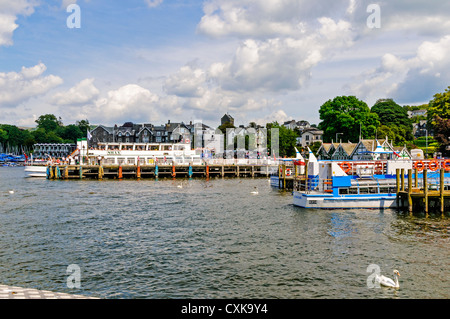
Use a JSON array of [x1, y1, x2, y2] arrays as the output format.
[[293, 191, 398, 209], [24, 165, 47, 178]]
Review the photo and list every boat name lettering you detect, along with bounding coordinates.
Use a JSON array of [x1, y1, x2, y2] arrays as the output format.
[[107, 151, 122, 155]]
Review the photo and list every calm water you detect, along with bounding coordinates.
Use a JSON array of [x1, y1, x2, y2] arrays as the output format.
[[0, 166, 448, 299]]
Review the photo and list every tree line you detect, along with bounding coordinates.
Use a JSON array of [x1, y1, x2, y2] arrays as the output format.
[[0, 114, 90, 153], [317, 86, 450, 157], [2, 86, 449, 157]]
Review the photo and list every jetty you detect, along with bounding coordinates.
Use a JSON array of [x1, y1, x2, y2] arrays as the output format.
[[396, 168, 450, 215], [42, 163, 278, 180]]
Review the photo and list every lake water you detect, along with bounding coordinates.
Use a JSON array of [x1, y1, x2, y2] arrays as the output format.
[[0, 166, 448, 299]]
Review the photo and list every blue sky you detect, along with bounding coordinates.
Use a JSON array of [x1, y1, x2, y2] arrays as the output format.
[[1, 0, 450, 128]]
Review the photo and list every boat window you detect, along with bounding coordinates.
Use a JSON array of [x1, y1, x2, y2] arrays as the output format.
[[339, 188, 349, 195], [127, 158, 135, 165], [150, 145, 159, 151], [117, 157, 126, 165], [359, 188, 369, 194], [369, 187, 378, 194], [380, 187, 389, 194]]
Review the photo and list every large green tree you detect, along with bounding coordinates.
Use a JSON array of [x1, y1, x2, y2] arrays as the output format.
[[318, 96, 379, 143], [35, 114, 62, 132], [371, 98, 413, 143]]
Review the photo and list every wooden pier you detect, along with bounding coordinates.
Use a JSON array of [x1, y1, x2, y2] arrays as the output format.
[[44, 163, 278, 180], [396, 168, 450, 215]]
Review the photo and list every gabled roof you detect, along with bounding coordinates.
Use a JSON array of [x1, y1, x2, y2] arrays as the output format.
[[91, 125, 114, 134], [332, 142, 356, 157]]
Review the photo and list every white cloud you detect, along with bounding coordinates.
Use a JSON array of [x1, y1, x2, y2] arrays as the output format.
[[92, 84, 160, 123], [0, 0, 37, 46], [163, 65, 206, 98], [347, 35, 450, 104], [145, 0, 163, 8], [0, 63, 63, 107], [51, 78, 100, 106]]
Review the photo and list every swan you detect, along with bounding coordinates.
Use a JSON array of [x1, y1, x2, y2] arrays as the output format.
[[251, 187, 259, 195], [375, 269, 400, 288], [8, 190, 14, 194]]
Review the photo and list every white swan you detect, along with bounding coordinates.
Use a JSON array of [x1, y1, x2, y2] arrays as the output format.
[[8, 190, 14, 194], [251, 187, 259, 195], [375, 269, 400, 288]]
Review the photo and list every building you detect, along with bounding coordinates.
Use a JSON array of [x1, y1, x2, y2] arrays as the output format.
[[89, 121, 192, 147], [221, 113, 234, 126], [33, 143, 77, 159], [299, 128, 323, 148], [316, 142, 338, 160]]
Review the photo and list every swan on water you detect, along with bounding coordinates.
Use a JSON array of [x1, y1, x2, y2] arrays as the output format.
[[375, 269, 400, 288], [8, 190, 14, 194], [251, 187, 259, 195]]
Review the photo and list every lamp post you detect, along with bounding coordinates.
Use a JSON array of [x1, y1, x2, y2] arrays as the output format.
[[425, 129, 428, 159]]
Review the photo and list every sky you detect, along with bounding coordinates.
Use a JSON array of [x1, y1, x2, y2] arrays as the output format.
[[1, 0, 450, 129]]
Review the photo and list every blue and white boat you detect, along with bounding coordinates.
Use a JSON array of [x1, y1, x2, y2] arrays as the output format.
[[292, 148, 413, 209]]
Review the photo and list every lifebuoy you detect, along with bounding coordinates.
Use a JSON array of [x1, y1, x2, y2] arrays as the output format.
[[443, 160, 450, 171], [286, 168, 292, 176], [428, 160, 439, 171], [339, 162, 352, 174], [414, 160, 424, 172]]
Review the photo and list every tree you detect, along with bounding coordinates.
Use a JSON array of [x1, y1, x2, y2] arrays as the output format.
[[318, 96, 379, 143], [76, 119, 90, 135], [371, 98, 413, 143], [428, 86, 450, 130], [267, 122, 297, 157], [433, 116, 450, 156], [57, 125, 83, 143], [35, 114, 62, 132]]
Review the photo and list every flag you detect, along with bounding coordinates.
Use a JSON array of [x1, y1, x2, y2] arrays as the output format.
[[87, 130, 92, 140]]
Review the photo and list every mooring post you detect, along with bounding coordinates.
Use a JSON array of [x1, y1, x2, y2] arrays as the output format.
[[137, 165, 141, 179], [440, 168, 445, 216], [396, 168, 400, 208], [282, 164, 286, 190], [408, 169, 413, 214], [401, 168, 405, 192], [424, 169, 428, 216], [414, 168, 418, 188], [118, 166, 123, 179]]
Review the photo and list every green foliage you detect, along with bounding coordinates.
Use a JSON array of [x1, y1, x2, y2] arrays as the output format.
[[429, 116, 450, 156], [267, 122, 298, 157], [371, 99, 413, 143], [35, 114, 63, 132], [1, 114, 90, 151], [318, 96, 379, 143], [428, 86, 450, 125]]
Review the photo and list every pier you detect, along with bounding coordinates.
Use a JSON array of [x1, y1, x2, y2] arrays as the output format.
[[0, 284, 97, 299], [43, 163, 278, 180], [396, 168, 450, 215]]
